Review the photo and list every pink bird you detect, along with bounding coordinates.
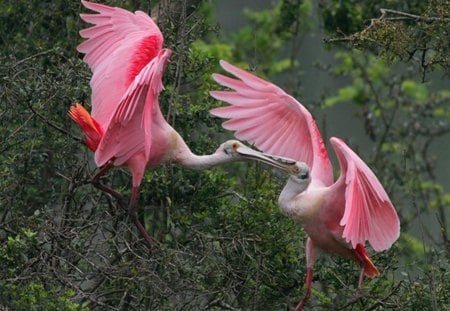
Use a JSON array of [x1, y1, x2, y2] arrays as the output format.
[[69, 2, 292, 244], [210, 60, 400, 310]]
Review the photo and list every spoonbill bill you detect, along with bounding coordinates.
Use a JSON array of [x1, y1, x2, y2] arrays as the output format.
[[69, 1, 294, 245], [210, 60, 400, 310]]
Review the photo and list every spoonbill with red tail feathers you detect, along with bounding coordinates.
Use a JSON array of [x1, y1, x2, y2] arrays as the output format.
[[210, 60, 400, 310], [69, 2, 294, 245]]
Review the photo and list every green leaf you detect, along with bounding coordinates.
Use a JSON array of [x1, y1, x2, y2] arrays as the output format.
[[400, 233, 429, 255], [401, 79, 429, 101]]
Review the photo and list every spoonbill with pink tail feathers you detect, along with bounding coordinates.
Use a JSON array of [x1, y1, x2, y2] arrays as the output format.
[[210, 60, 400, 310], [69, 1, 296, 245]]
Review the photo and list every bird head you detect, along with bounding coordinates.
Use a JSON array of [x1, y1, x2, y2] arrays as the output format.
[[287, 161, 311, 190], [217, 140, 299, 174]]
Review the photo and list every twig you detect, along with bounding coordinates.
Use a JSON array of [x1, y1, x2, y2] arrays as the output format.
[[325, 7, 450, 45], [13, 49, 58, 68], [363, 281, 404, 311], [379, 8, 450, 22], [0, 113, 34, 153], [26, 101, 82, 144]]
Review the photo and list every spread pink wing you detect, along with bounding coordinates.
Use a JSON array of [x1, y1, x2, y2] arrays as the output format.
[[330, 137, 400, 251], [77, 0, 164, 126], [95, 49, 171, 167], [210, 60, 333, 186]]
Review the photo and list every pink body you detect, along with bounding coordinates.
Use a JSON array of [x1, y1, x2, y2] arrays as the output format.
[[210, 60, 400, 255], [210, 60, 401, 308], [73, 1, 184, 188], [72, 2, 253, 194]]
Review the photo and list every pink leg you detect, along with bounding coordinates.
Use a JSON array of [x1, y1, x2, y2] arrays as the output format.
[[357, 266, 365, 289], [93, 161, 114, 180], [91, 161, 124, 202], [295, 267, 313, 311], [353, 246, 369, 300], [127, 186, 156, 247], [353, 245, 367, 290], [295, 237, 317, 311], [91, 161, 155, 247]]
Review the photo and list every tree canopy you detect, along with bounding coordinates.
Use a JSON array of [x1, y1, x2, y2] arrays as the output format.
[[0, 0, 449, 310]]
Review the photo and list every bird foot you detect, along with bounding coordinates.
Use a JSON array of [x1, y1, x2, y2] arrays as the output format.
[[294, 301, 306, 311], [90, 178, 157, 248], [294, 266, 313, 311], [91, 179, 127, 204], [295, 289, 311, 311], [127, 205, 158, 248], [295, 296, 309, 311], [337, 290, 365, 310], [352, 288, 366, 300]]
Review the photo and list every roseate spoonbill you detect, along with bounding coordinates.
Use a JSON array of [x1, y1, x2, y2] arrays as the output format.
[[210, 60, 400, 310], [69, 1, 294, 245]]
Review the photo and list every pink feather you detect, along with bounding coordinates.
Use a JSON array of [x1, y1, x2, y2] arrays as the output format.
[[331, 138, 400, 251], [210, 59, 400, 252], [95, 49, 171, 167], [76, 1, 171, 187], [210, 60, 334, 187], [77, 0, 163, 127]]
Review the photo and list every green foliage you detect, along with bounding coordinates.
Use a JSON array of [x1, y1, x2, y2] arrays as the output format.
[[324, 51, 389, 108], [6, 283, 86, 311], [321, 0, 366, 34], [0, 1, 81, 58], [219, 0, 311, 77], [401, 79, 429, 101], [0, 230, 88, 310], [322, 0, 450, 77], [321, 0, 429, 35]]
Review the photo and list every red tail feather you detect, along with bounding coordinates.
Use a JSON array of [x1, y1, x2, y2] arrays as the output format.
[[68, 103, 103, 151], [355, 244, 380, 277]]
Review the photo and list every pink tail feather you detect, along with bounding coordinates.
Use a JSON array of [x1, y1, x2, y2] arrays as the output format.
[[68, 103, 103, 151], [355, 244, 380, 278]]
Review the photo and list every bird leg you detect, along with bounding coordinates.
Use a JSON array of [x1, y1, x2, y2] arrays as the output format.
[[90, 161, 125, 204], [128, 185, 157, 247], [295, 237, 317, 311], [357, 266, 366, 289], [354, 244, 378, 292], [353, 245, 373, 300], [295, 267, 313, 311], [89, 162, 155, 246]]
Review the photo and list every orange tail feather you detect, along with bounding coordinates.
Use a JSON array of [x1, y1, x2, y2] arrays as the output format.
[[355, 244, 380, 278], [68, 103, 103, 152]]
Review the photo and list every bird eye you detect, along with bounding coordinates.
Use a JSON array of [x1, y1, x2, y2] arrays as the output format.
[[300, 171, 309, 180]]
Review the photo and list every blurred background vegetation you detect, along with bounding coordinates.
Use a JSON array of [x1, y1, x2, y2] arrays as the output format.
[[0, 0, 448, 310]]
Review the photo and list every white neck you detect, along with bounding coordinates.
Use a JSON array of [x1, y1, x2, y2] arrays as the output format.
[[278, 177, 312, 222], [278, 177, 301, 206], [179, 150, 233, 170], [279, 178, 305, 204], [170, 133, 232, 170]]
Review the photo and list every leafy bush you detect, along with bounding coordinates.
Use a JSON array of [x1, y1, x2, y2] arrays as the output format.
[[0, 0, 448, 310]]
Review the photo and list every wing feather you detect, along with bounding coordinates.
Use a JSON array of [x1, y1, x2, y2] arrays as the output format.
[[210, 60, 333, 186], [78, 0, 164, 127], [219, 61, 277, 91], [210, 102, 278, 119], [330, 137, 400, 251], [258, 115, 293, 150], [95, 49, 171, 167], [212, 75, 271, 98], [210, 91, 270, 107]]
